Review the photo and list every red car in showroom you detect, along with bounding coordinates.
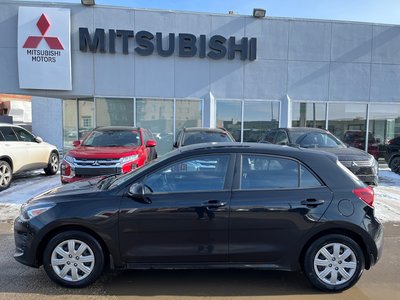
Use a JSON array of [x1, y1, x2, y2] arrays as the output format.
[[61, 126, 157, 183]]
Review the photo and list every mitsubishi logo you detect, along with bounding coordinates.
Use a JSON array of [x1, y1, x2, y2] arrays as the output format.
[[23, 13, 64, 50], [92, 161, 100, 166], [351, 161, 358, 167]]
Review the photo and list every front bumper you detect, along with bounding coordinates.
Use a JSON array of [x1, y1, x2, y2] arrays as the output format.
[[13, 217, 40, 268]]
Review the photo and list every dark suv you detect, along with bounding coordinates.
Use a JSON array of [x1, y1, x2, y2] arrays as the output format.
[[15, 143, 382, 292], [259, 127, 379, 186], [385, 136, 400, 174], [173, 127, 235, 148]]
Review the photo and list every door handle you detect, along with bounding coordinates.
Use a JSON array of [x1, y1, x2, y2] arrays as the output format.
[[301, 199, 325, 207], [201, 200, 227, 208]]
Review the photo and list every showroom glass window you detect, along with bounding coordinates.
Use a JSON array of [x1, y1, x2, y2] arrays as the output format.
[[369, 104, 400, 159], [216, 100, 242, 142], [143, 155, 230, 193], [243, 101, 279, 142], [216, 100, 280, 142], [136, 98, 174, 156], [63, 99, 78, 152], [78, 98, 94, 140], [96, 98, 134, 127], [175, 99, 202, 134], [327, 103, 367, 141], [292, 102, 326, 128]]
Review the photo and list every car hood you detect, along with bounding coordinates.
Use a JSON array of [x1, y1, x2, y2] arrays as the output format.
[[316, 146, 371, 161], [28, 178, 102, 204], [67, 146, 140, 159]]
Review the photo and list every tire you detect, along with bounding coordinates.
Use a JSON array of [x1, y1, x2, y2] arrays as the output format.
[[389, 156, 400, 174], [303, 234, 365, 292], [0, 160, 12, 191], [44, 152, 59, 175], [43, 231, 105, 288]]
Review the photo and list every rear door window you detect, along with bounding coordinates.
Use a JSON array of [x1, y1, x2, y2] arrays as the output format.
[[0, 127, 18, 141], [240, 154, 322, 190]]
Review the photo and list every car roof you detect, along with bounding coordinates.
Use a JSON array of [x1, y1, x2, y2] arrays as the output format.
[[177, 142, 337, 161], [182, 127, 228, 133], [95, 126, 140, 131], [279, 127, 328, 133], [0, 123, 17, 127]]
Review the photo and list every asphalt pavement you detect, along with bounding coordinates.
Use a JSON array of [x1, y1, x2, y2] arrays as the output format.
[[0, 221, 399, 300]]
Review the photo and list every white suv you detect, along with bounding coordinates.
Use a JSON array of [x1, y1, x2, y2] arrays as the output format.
[[0, 123, 59, 191]]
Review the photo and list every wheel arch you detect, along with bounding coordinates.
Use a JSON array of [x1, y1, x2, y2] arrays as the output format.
[[37, 225, 112, 268], [299, 228, 371, 271], [388, 153, 400, 166], [0, 156, 13, 171]]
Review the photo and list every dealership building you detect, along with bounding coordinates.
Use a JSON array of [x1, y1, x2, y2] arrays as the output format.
[[1, 1, 400, 155]]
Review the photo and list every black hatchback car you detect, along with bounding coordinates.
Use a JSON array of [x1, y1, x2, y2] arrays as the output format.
[[259, 128, 379, 186], [14, 143, 383, 292]]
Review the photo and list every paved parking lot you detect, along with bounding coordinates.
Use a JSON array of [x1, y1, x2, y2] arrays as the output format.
[[0, 221, 399, 300]]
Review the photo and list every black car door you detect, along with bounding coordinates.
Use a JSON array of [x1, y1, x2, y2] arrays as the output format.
[[119, 153, 235, 264], [228, 153, 333, 267]]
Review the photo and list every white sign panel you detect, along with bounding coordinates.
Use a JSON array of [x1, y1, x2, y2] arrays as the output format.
[[18, 7, 71, 90]]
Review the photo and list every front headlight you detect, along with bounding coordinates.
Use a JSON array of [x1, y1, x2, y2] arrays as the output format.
[[119, 154, 139, 163], [63, 155, 75, 163], [20, 203, 55, 221]]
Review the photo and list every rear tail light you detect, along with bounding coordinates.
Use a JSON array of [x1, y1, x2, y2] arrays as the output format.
[[352, 186, 374, 207]]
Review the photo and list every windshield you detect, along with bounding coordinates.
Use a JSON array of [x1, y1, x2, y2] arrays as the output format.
[[289, 131, 346, 149], [183, 131, 233, 146], [82, 129, 141, 147]]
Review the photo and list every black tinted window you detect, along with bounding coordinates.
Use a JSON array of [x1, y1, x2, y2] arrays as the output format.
[[241, 155, 299, 189], [144, 155, 230, 193], [12, 127, 35, 142], [275, 131, 289, 145], [0, 127, 18, 141], [183, 131, 233, 146], [300, 165, 322, 187], [261, 131, 276, 143]]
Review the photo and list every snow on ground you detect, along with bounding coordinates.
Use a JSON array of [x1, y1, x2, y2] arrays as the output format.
[[0, 168, 399, 223]]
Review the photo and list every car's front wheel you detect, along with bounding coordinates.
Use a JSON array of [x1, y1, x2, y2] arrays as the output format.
[[0, 160, 12, 191], [43, 231, 105, 288], [44, 152, 59, 175], [303, 234, 364, 292], [389, 156, 400, 174]]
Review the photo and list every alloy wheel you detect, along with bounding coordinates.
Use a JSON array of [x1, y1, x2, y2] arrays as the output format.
[[0, 163, 11, 188]]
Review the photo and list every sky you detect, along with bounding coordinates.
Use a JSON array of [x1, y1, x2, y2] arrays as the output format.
[[24, 0, 400, 25]]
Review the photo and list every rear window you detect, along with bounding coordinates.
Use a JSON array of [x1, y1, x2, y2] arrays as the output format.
[[82, 130, 141, 147], [183, 131, 233, 146]]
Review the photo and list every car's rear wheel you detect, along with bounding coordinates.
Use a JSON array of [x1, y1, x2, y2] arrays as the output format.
[[0, 160, 12, 191], [44, 152, 59, 175], [303, 234, 364, 292], [389, 156, 400, 174], [43, 231, 104, 288]]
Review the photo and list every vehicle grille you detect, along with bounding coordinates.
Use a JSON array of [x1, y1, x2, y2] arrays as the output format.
[[340, 160, 372, 168], [74, 158, 120, 166]]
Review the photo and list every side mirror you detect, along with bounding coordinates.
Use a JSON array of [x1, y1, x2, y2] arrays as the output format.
[[35, 136, 43, 143], [128, 183, 151, 204], [72, 140, 81, 147], [146, 139, 157, 147]]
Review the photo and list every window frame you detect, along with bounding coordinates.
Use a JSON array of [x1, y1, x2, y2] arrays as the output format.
[[142, 153, 235, 195], [233, 153, 324, 191]]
